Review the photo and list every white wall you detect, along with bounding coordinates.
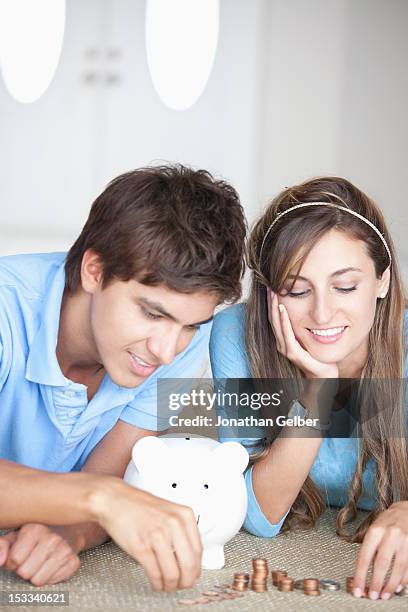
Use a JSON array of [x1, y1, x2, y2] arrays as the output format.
[[258, 0, 408, 278], [0, 0, 268, 253], [0, 0, 407, 281]]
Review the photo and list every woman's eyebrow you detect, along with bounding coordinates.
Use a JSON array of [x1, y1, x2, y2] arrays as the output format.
[[287, 267, 363, 281]]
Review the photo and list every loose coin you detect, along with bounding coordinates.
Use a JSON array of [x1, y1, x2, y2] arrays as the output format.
[[178, 599, 198, 606], [214, 584, 231, 590], [320, 579, 341, 591], [193, 596, 210, 604], [294, 579, 304, 590]]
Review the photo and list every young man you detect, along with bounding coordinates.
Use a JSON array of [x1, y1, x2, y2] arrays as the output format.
[[0, 165, 246, 592]]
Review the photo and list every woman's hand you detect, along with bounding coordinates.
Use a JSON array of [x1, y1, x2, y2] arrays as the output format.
[[267, 289, 339, 379], [353, 501, 408, 600]]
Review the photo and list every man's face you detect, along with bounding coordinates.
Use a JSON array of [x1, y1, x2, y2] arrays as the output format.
[[83, 258, 218, 388], [278, 229, 390, 375]]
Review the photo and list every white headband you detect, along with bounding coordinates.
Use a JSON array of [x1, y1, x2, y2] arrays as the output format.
[[258, 202, 392, 268]]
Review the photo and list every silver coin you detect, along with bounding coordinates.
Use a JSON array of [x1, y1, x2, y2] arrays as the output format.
[[396, 585, 408, 597], [294, 579, 304, 590], [320, 579, 341, 591]]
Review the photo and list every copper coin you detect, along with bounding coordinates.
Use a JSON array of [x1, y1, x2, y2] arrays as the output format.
[[234, 572, 249, 580], [193, 597, 210, 604], [303, 578, 319, 588], [279, 584, 294, 592], [233, 584, 248, 591], [178, 599, 198, 606], [279, 577, 294, 591], [304, 590, 321, 596], [214, 583, 231, 589], [251, 585, 268, 592], [272, 570, 288, 585]]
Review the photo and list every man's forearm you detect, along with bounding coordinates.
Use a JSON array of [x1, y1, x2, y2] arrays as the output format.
[[0, 459, 113, 529]]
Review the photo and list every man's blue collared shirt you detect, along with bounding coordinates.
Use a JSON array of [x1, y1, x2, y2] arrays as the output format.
[[0, 252, 212, 472]]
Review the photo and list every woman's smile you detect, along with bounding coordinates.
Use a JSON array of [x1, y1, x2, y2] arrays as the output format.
[[306, 325, 348, 344]]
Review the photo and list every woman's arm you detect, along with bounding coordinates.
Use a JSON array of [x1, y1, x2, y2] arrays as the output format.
[[250, 295, 338, 523], [251, 434, 324, 523]]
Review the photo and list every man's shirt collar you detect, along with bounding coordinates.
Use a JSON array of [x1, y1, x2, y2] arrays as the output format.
[[25, 259, 68, 386]]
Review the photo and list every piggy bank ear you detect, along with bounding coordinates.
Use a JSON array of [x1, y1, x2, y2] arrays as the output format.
[[132, 436, 170, 472], [208, 441, 249, 474]]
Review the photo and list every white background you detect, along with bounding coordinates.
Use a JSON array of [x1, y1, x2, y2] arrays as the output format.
[[0, 0, 407, 282]]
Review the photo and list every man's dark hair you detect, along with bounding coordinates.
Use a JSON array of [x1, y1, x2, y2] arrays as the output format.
[[65, 164, 246, 302]]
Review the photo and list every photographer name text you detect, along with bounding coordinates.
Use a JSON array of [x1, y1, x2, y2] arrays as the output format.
[[168, 414, 319, 428]]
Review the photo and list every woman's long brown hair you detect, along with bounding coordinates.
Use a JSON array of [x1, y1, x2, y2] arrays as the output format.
[[246, 177, 408, 542]]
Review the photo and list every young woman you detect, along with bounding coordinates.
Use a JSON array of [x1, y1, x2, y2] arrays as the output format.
[[210, 176, 408, 601]]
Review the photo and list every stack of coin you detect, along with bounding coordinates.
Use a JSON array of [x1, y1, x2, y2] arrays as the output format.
[[278, 577, 294, 592], [303, 578, 320, 596], [320, 579, 340, 592], [232, 572, 249, 591], [251, 558, 269, 592], [345, 576, 354, 594], [271, 570, 288, 587]]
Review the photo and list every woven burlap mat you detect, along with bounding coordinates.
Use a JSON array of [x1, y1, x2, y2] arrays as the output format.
[[0, 509, 406, 611]]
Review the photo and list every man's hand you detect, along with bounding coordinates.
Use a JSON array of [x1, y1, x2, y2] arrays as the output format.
[[92, 480, 202, 592], [0, 524, 80, 586]]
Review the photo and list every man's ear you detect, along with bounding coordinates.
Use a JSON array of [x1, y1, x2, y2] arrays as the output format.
[[80, 249, 104, 294], [377, 266, 391, 299]]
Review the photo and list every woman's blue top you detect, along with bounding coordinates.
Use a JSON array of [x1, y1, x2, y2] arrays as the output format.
[[209, 303, 408, 537]]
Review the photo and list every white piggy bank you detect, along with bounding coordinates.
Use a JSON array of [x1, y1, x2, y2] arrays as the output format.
[[124, 433, 249, 569]]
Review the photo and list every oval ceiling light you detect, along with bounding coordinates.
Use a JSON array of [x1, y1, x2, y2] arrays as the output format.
[[146, 0, 219, 111], [0, 0, 65, 104]]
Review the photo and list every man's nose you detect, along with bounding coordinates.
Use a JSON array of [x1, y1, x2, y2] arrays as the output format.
[[148, 329, 180, 365]]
